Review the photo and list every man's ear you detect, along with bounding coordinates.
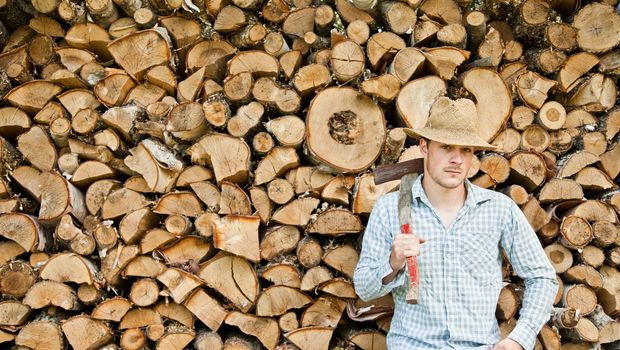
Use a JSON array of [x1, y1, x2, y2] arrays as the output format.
[[419, 138, 428, 156]]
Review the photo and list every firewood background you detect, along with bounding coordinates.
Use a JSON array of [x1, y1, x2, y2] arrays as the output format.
[[0, 0, 619, 348]]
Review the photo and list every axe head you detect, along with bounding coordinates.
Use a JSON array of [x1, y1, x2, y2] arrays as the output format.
[[373, 158, 424, 185]]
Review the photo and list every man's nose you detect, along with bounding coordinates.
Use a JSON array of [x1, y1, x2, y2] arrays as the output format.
[[450, 151, 464, 163]]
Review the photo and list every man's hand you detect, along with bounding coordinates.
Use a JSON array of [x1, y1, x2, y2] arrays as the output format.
[[389, 234, 426, 272], [492, 338, 523, 350]]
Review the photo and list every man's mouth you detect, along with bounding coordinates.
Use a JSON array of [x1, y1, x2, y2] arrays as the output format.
[[445, 168, 462, 174]]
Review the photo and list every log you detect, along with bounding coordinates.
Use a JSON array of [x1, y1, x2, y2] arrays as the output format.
[[61, 315, 114, 350], [15, 321, 64, 350], [198, 253, 258, 312]]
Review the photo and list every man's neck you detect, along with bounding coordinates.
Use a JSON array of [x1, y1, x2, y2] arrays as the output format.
[[421, 175, 467, 213]]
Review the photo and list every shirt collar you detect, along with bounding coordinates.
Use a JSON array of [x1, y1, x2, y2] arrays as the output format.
[[410, 173, 493, 208]]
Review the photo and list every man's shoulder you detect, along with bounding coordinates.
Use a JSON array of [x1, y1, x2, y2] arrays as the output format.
[[376, 191, 399, 208]]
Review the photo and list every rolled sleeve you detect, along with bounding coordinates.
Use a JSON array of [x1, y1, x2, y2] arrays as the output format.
[[354, 195, 405, 301], [508, 322, 537, 350]]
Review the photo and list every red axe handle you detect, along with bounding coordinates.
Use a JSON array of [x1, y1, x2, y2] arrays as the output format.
[[401, 223, 419, 304], [396, 173, 421, 304]]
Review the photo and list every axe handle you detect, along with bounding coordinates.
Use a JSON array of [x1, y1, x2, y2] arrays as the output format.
[[397, 173, 421, 304], [401, 223, 419, 304]]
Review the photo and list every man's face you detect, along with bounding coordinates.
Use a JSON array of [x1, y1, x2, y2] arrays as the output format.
[[420, 139, 474, 189]]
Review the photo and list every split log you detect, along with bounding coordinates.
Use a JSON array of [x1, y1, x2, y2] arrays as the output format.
[[184, 288, 228, 331], [61, 315, 114, 350], [15, 321, 64, 350], [261, 263, 301, 288], [198, 253, 259, 312], [213, 215, 260, 262], [284, 326, 334, 350], [224, 311, 279, 350], [0, 300, 31, 326]]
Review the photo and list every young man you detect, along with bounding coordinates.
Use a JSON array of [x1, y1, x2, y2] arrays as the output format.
[[354, 97, 558, 350]]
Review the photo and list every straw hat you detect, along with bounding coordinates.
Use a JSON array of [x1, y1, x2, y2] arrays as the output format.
[[403, 97, 496, 151]]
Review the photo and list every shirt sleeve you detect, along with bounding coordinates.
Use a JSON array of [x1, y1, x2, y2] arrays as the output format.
[[354, 195, 407, 301], [500, 200, 559, 350]]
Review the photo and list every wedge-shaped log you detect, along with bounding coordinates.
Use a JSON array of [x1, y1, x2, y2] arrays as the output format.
[[152, 303, 193, 330], [157, 267, 204, 304], [323, 244, 359, 279], [185, 40, 236, 82], [154, 192, 203, 217], [349, 330, 387, 350], [23, 280, 78, 310], [4, 80, 63, 115], [57, 88, 101, 116], [220, 181, 252, 215], [261, 263, 301, 288], [101, 244, 140, 285], [125, 139, 184, 193], [192, 182, 220, 212], [285, 326, 334, 350], [301, 266, 333, 292], [120, 308, 163, 330], [17, 125, 57, 172], [272, 197, 320, 226], [307, 209, 363, 237], [254, 147, 299, 185], [101, 187, 149, 219], [198, 253, 258, 312], [183, 288, 228, 331], [0, 213, 45, 252], [225, 311, 279, 350], [160, 236, 213, 266], [15, 320, 64, 350], [92, 297, 132, 322], [188, 133, 251, 184], [539, 179, 583, 204], [40, 252, 99, 285], [0, 300, 32, 326], [107, 29, 171, 81], [423, 47, 469, 81], [228, 50, 279, 77], [256, 285, 312, 317], [249, 187, 272, 224], [123, 255, 166, 278], [214, 215, 260, 262], [301, 295, 346, 328], [260, 225, 300, 261], [319, 278, 356, 299], [72, 161, 115, 188], [557, 151, 600, 178], [156, 328, 195, 350], [94, 73, 135, 107], [0, 106, 31, 138], [61, 315, 113, 350]]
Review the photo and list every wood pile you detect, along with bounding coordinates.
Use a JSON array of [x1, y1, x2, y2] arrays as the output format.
[[0, 0, 619, 349]]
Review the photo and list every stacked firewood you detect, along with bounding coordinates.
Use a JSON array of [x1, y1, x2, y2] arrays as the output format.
[[0, 0, 619, 348]]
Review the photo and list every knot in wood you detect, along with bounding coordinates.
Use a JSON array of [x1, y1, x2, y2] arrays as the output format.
[[328, 110, 359, 145]]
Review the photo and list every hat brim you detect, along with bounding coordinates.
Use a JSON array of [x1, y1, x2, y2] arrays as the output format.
[[403, 127, 497, 151]]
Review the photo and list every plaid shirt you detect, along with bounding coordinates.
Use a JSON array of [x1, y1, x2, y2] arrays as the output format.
[[354, 176, 558, 350]]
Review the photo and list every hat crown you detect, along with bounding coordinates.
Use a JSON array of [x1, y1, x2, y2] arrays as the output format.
[[426, 97, 478, 133]]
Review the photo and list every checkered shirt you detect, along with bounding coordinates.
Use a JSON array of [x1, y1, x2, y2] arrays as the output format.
[[353, 175, 558, 350]]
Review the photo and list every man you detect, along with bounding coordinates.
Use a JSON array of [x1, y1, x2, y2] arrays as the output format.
[[353, 97, 558, 350]]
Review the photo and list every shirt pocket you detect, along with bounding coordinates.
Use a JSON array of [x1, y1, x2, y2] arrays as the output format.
[[458, 233, 500, 286]]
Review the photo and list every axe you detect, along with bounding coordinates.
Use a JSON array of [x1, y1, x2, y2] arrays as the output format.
[[374, 158, 424, 304]]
